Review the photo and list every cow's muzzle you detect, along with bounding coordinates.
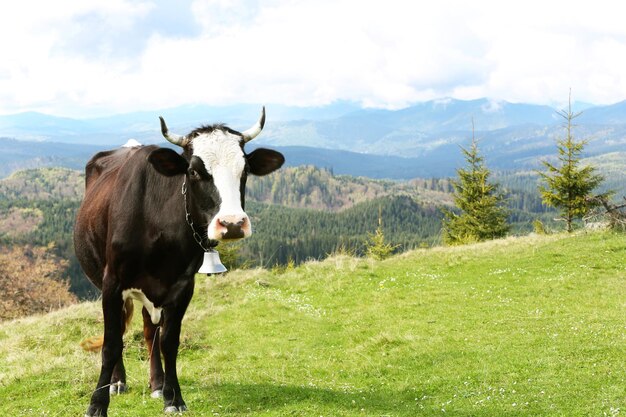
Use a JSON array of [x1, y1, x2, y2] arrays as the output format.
[[211, 214, 250, 240]]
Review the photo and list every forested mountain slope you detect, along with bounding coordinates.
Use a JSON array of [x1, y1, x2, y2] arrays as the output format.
[[0, 166, 454, 210], [0, 165, 560, 300]]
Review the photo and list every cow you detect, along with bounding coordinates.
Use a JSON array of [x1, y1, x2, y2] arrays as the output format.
[[74, 108, 284, 416]]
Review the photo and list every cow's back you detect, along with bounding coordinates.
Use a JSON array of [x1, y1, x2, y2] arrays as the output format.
[[74, 146, 143, 288]]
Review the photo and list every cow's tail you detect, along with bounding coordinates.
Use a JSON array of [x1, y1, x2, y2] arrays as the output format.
[[80, 298, 134, 352]]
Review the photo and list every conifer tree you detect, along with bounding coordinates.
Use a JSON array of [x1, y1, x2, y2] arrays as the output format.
[[365, 206, 398, 260], [538, 93, 605, 232], [442, 125, 509, 245]]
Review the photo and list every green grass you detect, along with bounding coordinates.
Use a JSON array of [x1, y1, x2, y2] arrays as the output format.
[[1, 231, 625, 416]]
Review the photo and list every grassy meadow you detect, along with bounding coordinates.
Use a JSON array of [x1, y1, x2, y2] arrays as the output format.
[[0, 231, 624, 416]]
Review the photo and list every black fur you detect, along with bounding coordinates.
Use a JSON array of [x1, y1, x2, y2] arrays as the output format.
[[187, 124, 242, 140]]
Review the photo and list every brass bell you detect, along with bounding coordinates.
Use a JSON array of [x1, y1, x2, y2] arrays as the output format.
[[198, 249, 227, 274]]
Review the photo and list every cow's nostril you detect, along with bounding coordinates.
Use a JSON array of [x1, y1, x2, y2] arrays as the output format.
[[218, 216, 246, 228]]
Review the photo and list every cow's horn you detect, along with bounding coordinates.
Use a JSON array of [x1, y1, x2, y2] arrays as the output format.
[[159, 116, 189, 147], [241, 106, 266, 143]]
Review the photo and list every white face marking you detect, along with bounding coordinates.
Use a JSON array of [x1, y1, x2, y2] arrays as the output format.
[[191, 130, 252, 240], [122, 289, 162, 325]]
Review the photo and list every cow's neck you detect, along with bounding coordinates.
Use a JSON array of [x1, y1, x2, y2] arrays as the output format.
[[181, 176, 217, 252]]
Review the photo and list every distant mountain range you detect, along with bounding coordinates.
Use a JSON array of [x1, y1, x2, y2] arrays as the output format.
[[1, 98, 625, 180]]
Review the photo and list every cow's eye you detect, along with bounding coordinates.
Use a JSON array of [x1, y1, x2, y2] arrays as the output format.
[[189, 169, 200, 180]]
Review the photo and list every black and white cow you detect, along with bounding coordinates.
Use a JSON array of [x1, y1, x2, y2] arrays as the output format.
[[74, 108, 284, 416]]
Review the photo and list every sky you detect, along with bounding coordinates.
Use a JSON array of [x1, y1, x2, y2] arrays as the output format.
[[1, 0, 626, 118]]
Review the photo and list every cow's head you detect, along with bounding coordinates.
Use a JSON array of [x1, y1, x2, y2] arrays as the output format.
[[147, 107, 284, 241]]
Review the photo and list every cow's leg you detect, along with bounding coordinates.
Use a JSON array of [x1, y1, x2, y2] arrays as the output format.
[[142, 306, 165, 398], [86, 279, 124, 417], [160, 281, 194, 413], [110, 298, 134, 395]]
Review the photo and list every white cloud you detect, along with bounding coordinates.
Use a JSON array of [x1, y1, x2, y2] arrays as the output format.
[[1, 0, 626, 116]]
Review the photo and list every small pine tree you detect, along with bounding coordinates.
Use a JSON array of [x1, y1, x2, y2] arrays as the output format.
[[533, 219, 548, 235], [538, 92, 605, 232], [365, 207, 399, 260], [442, 124, 509, 245]]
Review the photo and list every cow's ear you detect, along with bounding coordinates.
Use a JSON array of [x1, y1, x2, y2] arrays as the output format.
[[148, 148, 189, 176], [246, 148, 285, 176]]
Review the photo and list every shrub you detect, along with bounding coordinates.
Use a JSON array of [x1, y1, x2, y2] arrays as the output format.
[[0, 245, 76, 320]]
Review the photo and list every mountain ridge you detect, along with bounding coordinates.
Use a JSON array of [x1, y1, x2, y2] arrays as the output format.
[[3, 97, 626, 145], [1, 97, 624, 182]]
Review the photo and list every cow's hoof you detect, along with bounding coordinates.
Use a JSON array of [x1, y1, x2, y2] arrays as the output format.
[[151, 389, 163, 399], [109, 381, 128, 395], [85, 404, 107, 416], [164, 404, 188, 413]]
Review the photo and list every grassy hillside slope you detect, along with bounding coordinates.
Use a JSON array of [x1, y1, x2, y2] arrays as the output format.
[[0, 231, 624, 416]]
